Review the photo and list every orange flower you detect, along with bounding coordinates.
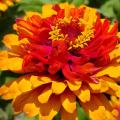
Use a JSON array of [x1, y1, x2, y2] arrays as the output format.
[[0, 0, 19, 11], [0, 3, 120, 120]]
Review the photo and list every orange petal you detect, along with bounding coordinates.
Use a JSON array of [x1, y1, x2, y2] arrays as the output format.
[[0, 85, 9, 96], [42, 4, 57, 18], [30, 75, 45, 88], [0, 51, 23, 72], [81, 94, 113, 115], [0, 51, 8, 58], [23, 103, 39, 117], [96, 63, 120, 78], [89, 78, 109, 92], [2, 81, 21, 100], [39, 95, 61, 120], [7, 57, 23, 72], [18, 78, 32, 92], [66, 81, 82, 91], [60, 107, 78, 120], [30, 75, 52, 89], [96, 44, 120, 78], [109, 44, 120, 60], [52, 81, 66, 94], [24, 12, 41, 20], [40, 76, 52, 83], [13, 84, 50, 112], [13, 89, 39, 112], [0, 76, 33, 100], [0, 3, 8, 11], [82, 5, 97, 25], [0, 51, 8, 70], [38, 85, 52, 104], [106, 80, 120, 98], [60, 90, 76, 113], [3, 34, 29, 56], [89, 106, 116, 120], [74, 85, 90, 103], [60, 3, 75, 17], [3, 34, 19, 49]]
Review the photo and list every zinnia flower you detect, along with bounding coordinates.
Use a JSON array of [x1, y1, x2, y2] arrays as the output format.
[[1, 3, 120, 120]]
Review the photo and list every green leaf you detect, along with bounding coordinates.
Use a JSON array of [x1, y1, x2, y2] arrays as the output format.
[[18, 0, 63, 13], [0, 71, 21, 86], [72, 0, 85, 6], [88, 0, 109, 8], [15, 114, 39, 120], [18, 4, 42, 13], [99, 0, 116, 18], [60, 0, 67, 3], [66, 0, 73, 3], [5, 104, 14, 120], [53, 112, 60, 120], [18, 0, 42, 12], [19, 0, 42, 4], [113, 0, 120, 16], [41, 0, 60, 4], [0, 109, 8, 120]]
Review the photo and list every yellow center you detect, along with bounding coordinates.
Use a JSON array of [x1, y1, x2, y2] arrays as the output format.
[[69, 19, 94, 50], [49, 26, 65, 41], [49, 17, 94, 50]]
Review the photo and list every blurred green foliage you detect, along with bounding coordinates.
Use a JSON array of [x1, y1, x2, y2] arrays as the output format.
[[0, 0, 120, 120]]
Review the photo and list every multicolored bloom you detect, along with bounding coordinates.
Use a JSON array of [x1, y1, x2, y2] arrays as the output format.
[[0, 3, 120, 120]]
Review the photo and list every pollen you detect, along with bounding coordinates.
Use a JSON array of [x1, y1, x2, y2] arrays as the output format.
[[49, 26, 65, 41], [69, 27, 94, 49], [69, 19, 94, 50], [49, 17, 94, 50]]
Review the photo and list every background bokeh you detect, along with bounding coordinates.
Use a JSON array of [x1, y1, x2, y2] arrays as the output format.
[[0, 0, 120, 120]]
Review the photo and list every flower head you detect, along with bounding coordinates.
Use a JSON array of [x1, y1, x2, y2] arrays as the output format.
[[0, 3, 120, 120]]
